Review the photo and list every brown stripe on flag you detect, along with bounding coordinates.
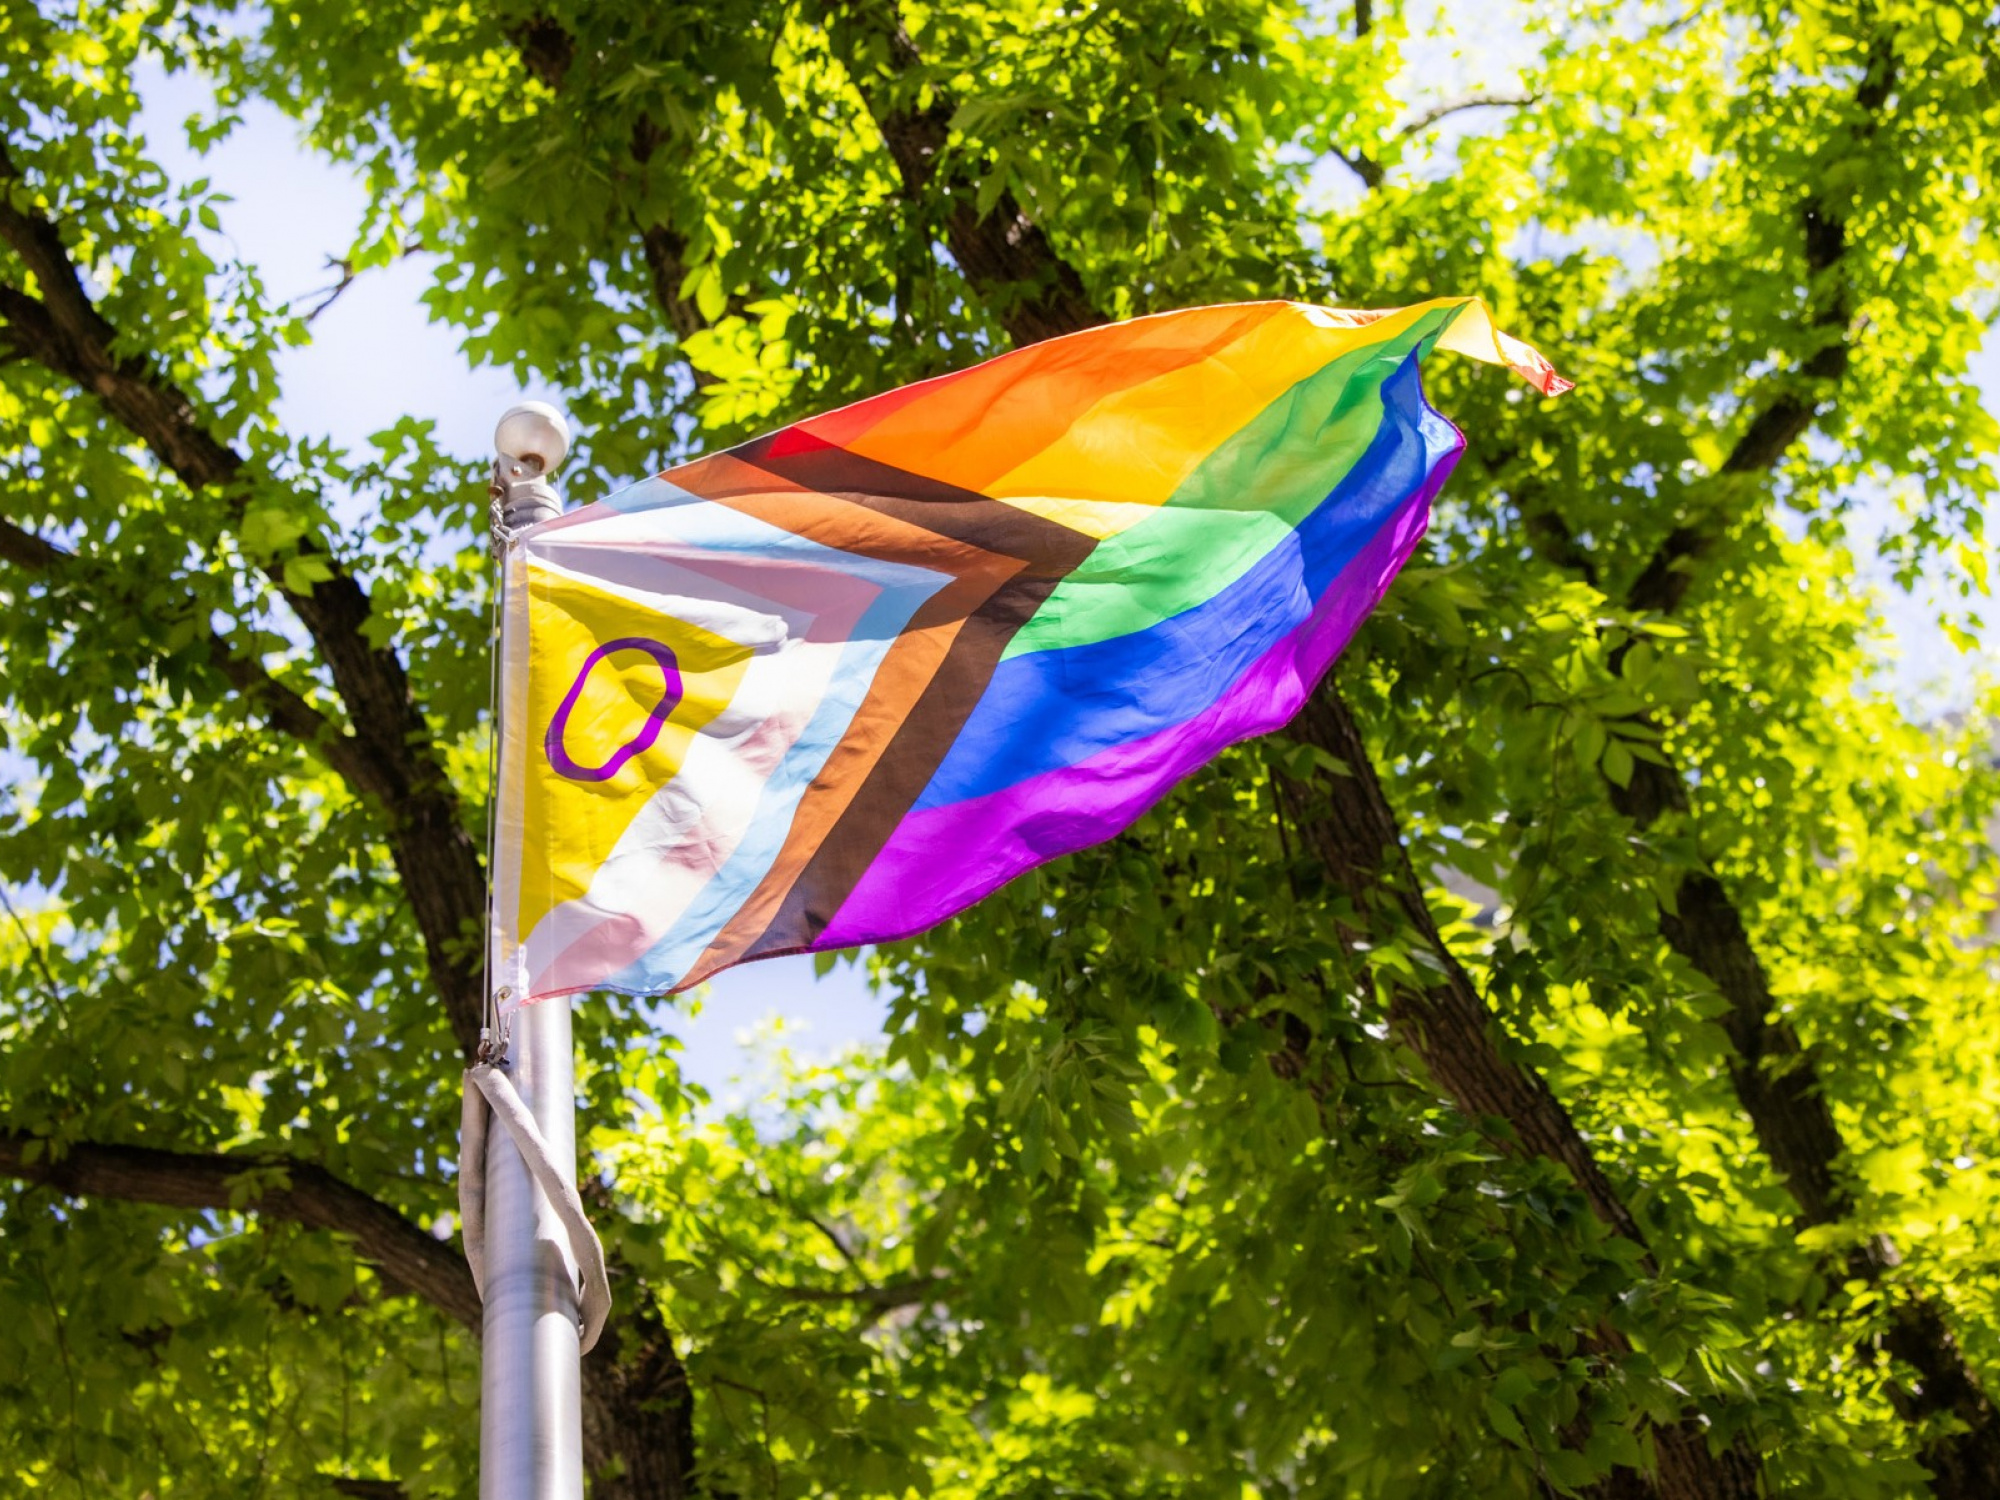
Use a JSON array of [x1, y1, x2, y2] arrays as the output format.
[[667, 453, 1022, 984], [698, 432, 1096, 964]]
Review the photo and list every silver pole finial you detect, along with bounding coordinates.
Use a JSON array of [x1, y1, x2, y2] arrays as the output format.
[[490, 402, 572, 543]]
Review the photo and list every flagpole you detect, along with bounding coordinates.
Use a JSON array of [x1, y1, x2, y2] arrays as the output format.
[[482, 404, 584, 1500]]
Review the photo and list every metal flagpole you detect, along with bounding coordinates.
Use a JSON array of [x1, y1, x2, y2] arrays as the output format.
[[482, 403, 584, 1500]]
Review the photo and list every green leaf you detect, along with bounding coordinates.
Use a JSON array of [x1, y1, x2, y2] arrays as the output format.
[[281, 554, 336, 593], [1492, 1365, 1537, 1407], [1601, 738, 1634, 788], [1484, 1395, 1531, 1449], [1573, 715, 1607, 771]]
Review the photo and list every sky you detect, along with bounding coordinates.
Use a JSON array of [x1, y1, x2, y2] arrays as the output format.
[[123, 25, 1996, 1098]]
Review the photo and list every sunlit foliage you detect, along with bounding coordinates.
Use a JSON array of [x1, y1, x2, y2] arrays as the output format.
[[2, 0, 1997, 1496]]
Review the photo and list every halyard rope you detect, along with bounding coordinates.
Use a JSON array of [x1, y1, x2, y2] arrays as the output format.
[[459, 1059, 612, 1355]]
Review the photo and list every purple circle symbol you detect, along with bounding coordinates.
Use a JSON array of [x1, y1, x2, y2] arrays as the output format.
[[545, 637, 684, 783]]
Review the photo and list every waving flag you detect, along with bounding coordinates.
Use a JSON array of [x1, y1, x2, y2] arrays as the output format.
[[488, 298, 1567, 1008]]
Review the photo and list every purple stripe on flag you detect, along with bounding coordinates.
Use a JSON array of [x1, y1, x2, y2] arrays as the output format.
[[814, 455, 1454, 949]]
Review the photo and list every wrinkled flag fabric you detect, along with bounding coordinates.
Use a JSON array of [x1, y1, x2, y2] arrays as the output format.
[[489, 298, 1567, 1008]]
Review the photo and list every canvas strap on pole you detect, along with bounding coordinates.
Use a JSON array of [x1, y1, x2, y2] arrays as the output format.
[[459, 1060, 611, 1355]]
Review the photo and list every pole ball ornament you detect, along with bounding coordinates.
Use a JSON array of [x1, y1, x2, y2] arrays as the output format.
[[491, 402, 572, 540], [495, 401, 571, 474]]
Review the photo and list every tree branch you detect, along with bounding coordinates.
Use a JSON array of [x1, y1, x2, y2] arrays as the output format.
[[0, 144, 486, 1056], [0, 1132, 481, 1326], [625, 114, 739, 354], [579, 1293, 705, 1499], [330, 1479, 406, 1498], [497, 29, 731, 367], [1261, 710, 1763, 1500], [506, 12, 576, 90], [824, 0, 1100, 348], [755, 1185, 865, 1272], [1607, 538, 2000, 1500], [1622, 42, 1894, 617], [1281, 687, 1648, 1245], [1568, 44, 1901, 1234], [0, 515, 395, 803], [0, 1129, 712, 1497], [1394, 91, 1538, 139], [0, 511, 67, 570], [1333, 149, 1385, 190], [1326, 84, 1534, 191], [760, 1275, 942, 1311], [1331, 93, 1537, 191], [300, 237, 421, 326]]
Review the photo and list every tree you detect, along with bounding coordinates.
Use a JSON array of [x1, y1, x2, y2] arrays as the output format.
[[3, 0, 1997, 1496]]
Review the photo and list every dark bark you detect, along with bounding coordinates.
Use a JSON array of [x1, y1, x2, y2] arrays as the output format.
[[501, 16, 737, 350], [1637, 763, 2000, 1481], [639, 222, 710, 344], [1616, 755, 2000, 1490], [1650, 833, 1850, 1228], [1338, 150, 1386, 190], [0, 148, 487, 1057], [1614, 752, 1857, 1232], [508, 13, 575, 89], [1284, 687, 1646, 1245], [501, 23, 732, 365], [626, 115, 737, 351], [1281, 698, 1769, 1500], [823, 2, 1101, 348], [1879, 1295, 2000, 1497], [1257, 692, 1763, 1500], [584, 1298, 707, 1500], [1396, 92, 1539, 138]]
